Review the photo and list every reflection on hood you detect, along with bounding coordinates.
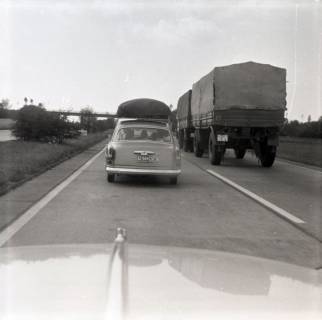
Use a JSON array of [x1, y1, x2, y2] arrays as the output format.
[[168, 251, 271, 295], [0, 244, 321, 320]]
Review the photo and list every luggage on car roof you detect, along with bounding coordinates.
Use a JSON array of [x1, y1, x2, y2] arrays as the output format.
[[117, 98, 171, 119]]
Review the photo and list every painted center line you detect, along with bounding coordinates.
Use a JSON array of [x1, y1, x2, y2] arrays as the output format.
[[206, 169, 305, 224], [0, 148, 106, 247]]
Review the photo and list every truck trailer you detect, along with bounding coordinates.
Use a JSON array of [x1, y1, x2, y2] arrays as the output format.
[[177, 89, 193, 152], [177, 61, 286, 167]]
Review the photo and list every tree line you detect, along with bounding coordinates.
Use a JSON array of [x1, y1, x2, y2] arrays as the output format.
[[281, 117, 322, 139], [1, 98, 321, 140]]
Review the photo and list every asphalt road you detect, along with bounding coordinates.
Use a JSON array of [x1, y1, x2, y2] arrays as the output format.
[[183, 150, 322, 241], [2, 146, 321, 269]]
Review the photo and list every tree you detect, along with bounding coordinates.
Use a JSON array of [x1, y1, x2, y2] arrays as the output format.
[[307, 115, 311, 122], [169, 109, 177, 132], [12, 104, 71, 142], [0, 99, 10, 109], [281, 118, 322, 139], [0, 99, 11, 118], [80, 106, 97, 133]]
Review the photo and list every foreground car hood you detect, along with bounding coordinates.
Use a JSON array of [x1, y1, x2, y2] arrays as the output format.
[[0, 244, 321, 320]]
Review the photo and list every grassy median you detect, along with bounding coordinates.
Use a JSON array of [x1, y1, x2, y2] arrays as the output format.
[[0, 132, 109, 195], [278, 136, 322, 167]]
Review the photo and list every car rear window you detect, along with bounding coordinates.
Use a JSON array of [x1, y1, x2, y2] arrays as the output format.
[[115, 127, 171, 143]]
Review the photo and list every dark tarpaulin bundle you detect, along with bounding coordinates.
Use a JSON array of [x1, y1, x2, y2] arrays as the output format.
[[117, 98, 171, 119]]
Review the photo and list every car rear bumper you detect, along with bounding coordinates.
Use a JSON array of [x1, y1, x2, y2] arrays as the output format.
[[106, 166, 181, 176]]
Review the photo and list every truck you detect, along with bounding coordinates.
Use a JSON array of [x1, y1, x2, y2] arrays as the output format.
[[177, 90, 193, 152], [177, 61, 286, 167]]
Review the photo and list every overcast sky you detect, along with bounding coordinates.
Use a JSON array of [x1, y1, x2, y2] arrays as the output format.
[[0, 0, 321, 120]]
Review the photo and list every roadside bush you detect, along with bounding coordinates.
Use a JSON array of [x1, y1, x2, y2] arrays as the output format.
[[12, 105, 70, 142]]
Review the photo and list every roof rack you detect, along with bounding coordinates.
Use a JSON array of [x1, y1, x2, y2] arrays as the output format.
[[119, 118, 169, 126]]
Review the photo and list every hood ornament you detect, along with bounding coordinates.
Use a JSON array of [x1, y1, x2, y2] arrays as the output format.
[[115, 227, 127, 242], [105, 228, 128, 320]]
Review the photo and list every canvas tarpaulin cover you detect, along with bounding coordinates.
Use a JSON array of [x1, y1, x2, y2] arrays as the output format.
[[191, 61, 287, 116], [177, 90, 192, 119], [117, 98, 171, 118]]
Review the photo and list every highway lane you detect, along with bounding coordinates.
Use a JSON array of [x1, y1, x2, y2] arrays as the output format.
[[182, 150, 322, 241], [2, 150, 321, 269]]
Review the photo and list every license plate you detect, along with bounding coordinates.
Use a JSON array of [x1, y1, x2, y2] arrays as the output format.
[[137, 155, 156, 162], [217, 134, 228, 142]]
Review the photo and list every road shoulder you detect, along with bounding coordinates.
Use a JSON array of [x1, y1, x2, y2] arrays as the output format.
[[0, 140, 107, 232]]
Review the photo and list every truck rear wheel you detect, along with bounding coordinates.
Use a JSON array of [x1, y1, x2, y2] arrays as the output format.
[[178, 130, 184, 149], [194, 136, 204, 157], [183, 139, 189, 152], [260, 145, 276, 167], [209, 138, 222, 165], [184, 138, 194, 152], [234, 147, 246, 159]]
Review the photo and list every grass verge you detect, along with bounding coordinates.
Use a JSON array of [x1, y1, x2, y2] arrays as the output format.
[[0, 132, 109, 195], [278, 136, 322, 167]]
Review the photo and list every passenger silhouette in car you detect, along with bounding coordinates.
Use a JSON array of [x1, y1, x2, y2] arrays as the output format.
[[125, 128, 134, 140], [140, 129, 148, 140]]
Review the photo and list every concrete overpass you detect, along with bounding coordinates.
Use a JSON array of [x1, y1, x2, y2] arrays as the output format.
[[49, 111, 118, 118]]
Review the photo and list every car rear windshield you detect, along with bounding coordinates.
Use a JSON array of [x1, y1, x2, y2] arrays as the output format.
[[115, 127, 171, 143]]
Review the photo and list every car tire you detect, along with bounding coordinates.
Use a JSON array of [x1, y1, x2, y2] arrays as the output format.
[[169, 176, 178, 185], [107, 173, 115, 183]]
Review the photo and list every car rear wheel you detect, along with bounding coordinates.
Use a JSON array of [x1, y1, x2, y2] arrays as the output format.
[[169, 176, 177, 185], [107, 173, 115, 183]]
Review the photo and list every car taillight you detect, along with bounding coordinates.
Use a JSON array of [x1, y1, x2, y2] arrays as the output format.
[[175, 147, 181, 160], [106, 147, 116, 164]]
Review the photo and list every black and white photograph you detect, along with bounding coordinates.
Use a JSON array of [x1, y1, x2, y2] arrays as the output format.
[[0, 0, 321, 319]]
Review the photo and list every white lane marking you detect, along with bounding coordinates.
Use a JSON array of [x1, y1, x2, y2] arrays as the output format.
[[206, 169, 305, 224], [276, 158, 322, 173], [0, 148, 106, 247]]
